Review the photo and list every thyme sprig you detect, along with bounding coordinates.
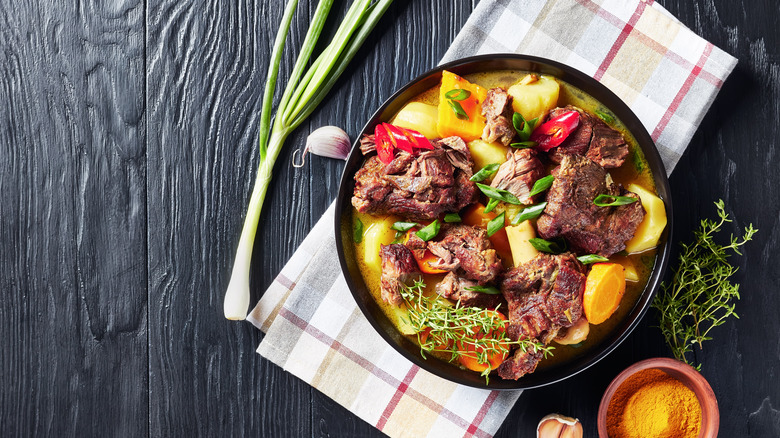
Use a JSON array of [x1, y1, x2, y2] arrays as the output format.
[[652, 200, 757, 369], [400, 280, 553, 383]]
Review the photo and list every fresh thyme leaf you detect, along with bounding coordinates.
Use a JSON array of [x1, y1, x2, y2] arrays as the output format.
[[444, 213, 462, 223], [487, 212, 506, 237], [528, 175, 554, 198], [593, 194, 638, 207], [577, 254, 609, 264], [400, 280, 553, 385], [470, 163, 501, 182], [353, 218, 363, 243], [511, 202, 547, 225], [476, 183, 521, 205], [392, 221, 418, 232], [652, 200, 757, 369], [416, 219, 441, 241]]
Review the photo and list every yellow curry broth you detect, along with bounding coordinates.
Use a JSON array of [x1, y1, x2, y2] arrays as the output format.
[[353, 70, 660, 374]]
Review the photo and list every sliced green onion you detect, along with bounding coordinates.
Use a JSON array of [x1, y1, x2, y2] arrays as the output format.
[[528, 175, 555, 198], [512, 112, 537, 141], [487, 212, 506, 237], [447, 100, 469, 120], [593, 194, 638, 207], [510, 141, 537, 149], [595, 110, 614, 124], [470, 163, 501, 182], [392, 221, 418, 232], [475, 182, 521, 205], [391, 230, 406, 244], [511, 202, 547, 225], [445, 88, 471, 101], [444, 213, 462, 223], [464, 285, 502, 295], [353, 218, 364, 243], [529, 237, 567, 254], [484, 198, 500, 214], [416, 220, 441, 242], [577, 254, 609, 264]]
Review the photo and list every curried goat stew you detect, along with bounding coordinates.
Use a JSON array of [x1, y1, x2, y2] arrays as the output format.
[[349, 69, 667, 382]]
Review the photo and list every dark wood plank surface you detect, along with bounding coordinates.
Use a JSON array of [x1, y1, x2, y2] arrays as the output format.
[[1, 0, 777, 436]]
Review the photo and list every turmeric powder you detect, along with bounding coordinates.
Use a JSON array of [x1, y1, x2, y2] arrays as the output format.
[[606, 368, 701, 438]]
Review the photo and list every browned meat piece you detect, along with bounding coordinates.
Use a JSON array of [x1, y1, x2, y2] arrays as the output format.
[[404, 232, 427, 260], [481, 88, 516, 146], [490, 148, 545, 203], [439, 136, 478, 208], [427, 225, 503, 284], [379, 244, 420, 306], [537, 155, 645, 257], [435, 272, 503, 309], [497, 346, 544, 381], [546, 106, 629, 168], [497, 253, 587, 380], [352, 141, 476, 221], [359, 134, 376, 155]]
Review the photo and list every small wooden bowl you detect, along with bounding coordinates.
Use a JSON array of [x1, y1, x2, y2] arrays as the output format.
[[597, 357, 719, 438]]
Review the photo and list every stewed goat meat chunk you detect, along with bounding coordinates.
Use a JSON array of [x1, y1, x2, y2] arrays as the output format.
[[435, 272, 504, 309], [497, 252, 587, 380], [427, 224, 503, 285], [352, 138, 476, 221], [379, 244, 421, 306], [490, 148, 545, 204], [537, 155, 645, 257], [546, 105, 629, 169], [481, 87, 516, 146]]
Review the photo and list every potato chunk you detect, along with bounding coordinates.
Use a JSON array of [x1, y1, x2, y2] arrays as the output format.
[[391, 102, 439, 139], [361, 215, 398, 272], [624, 183, 667, 253], [505, 220, 539, 267], [466, 139, 509, 173], [507, 75, 560, 122]]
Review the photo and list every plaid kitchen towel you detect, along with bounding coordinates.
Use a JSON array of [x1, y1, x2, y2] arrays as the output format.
[[247, 0, 737, 437]]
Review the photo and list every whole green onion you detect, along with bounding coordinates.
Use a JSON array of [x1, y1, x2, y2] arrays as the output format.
[[224, 0, 394, 320]]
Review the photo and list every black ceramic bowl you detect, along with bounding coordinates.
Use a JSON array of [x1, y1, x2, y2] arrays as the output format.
[[335, 54, 673, 389]]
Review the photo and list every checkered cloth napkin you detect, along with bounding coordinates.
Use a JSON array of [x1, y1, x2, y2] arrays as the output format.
[[247, 0, 737, 436]]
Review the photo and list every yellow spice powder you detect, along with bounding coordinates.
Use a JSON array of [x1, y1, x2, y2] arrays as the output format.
[[606, 368, 702, 438]]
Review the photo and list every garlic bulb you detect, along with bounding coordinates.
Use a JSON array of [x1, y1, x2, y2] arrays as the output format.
[[294, 126, 351, 167], [537, 414, 583, 438]]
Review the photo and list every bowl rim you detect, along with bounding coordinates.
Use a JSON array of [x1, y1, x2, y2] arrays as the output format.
[[596, 357, 720, 438], [334, 53, 674, 390]]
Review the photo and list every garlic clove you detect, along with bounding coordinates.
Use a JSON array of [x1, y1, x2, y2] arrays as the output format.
[[294, 126, 351, 167], [537, 413, 583, 438]]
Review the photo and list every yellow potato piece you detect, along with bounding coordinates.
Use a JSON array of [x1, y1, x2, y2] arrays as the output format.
[[507, 75, 560, 122], [467, 139, 509, 173], [505, 220, 539, 267], [611, 255, 640, 282], [391, 102, 439, 139], [625, 183, 668, 253], [361, 215, 398, 273]]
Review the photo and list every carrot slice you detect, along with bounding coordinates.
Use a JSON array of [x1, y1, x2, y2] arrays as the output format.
[[582, 263, 626, 325], [462, 203, 511, 255], [458, 310, 509, 373]]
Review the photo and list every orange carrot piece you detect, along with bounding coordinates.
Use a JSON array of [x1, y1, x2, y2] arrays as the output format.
[[437, 71, 488, 141], [582, 262, 626, 324], [458, 310, 509, 373]]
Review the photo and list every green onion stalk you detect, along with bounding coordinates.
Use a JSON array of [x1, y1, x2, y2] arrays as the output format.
[[224, 0, 394, 320]]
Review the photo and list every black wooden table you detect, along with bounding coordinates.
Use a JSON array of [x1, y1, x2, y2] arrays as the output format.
[[2, 0, 778, 436]]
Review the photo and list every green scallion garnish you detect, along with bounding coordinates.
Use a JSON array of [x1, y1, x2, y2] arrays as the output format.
[[487, 212, 506, 237], [353, 218, 364, 243], [577, 254, 609, 264], [511, 202, 547, 225], [475, 183, 521, 205], [444, 88, 471, 101], [464, 285, 502, 295], [447, 100, 469, 120], [483, 198, 500, 214], [392, 221, 418, 232], [470, 163, 501, 182], [529, 237, 567, 254], [528, 175, 555, 198], [510, 141, 537, 149], [593, 194, 638, 207], [512, 112, 538, 141], [416, 220, 441, 242], [443, 213, 462, 223]]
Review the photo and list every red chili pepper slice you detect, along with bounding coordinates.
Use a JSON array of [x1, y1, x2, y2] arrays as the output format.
[[402, 127, 434, 150], [382, 123, 416, 153], [530, 110, 580, 152], [374, 124, 395, 164]]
